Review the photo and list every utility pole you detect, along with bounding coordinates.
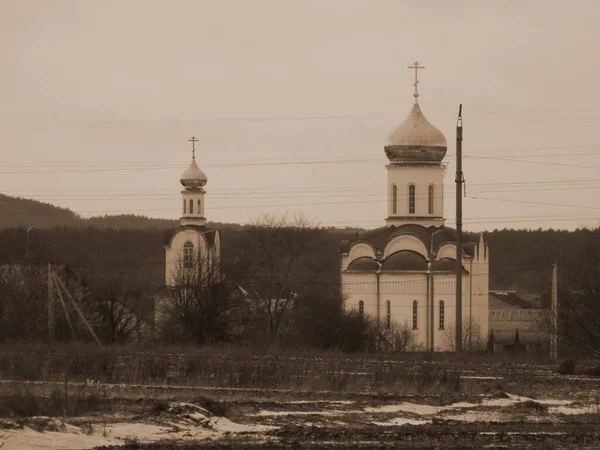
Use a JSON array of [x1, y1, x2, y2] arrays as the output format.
[[47, 262, 55, 339], [550, 262, 558, 361], [455, 105, 464, 353]]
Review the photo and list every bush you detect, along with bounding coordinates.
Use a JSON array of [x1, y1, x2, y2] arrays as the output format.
[[557, 359, 575, 375]]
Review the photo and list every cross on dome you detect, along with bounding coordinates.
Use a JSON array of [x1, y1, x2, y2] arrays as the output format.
[[188, 136, 199, 160], [181, 136, 207, 188], [407, 61, 425, 102]]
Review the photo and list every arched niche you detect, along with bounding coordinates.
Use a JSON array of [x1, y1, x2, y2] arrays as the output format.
[[436, 242, 468, 261], [347, 241, 376, 261], [383, 234, 428, 259]]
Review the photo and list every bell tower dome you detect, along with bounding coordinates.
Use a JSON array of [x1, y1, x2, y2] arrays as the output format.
[[385, 62, 447, 228], [180, 136, 208, 227]]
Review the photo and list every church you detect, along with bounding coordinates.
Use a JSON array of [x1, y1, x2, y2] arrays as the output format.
[[164, 138, 220, 287], [340, 64, 490, 351]]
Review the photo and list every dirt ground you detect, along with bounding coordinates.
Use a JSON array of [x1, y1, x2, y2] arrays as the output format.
[[1, 357, 599, 449]]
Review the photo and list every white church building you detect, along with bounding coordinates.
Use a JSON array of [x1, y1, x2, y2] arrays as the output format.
[[340, 67, 489, 351]]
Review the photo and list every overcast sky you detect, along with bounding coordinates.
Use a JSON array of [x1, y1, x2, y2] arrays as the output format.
[[2, 0, 599, 230]]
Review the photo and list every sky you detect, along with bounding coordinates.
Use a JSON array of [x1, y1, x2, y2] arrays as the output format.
[[1, 0, 600, 231]]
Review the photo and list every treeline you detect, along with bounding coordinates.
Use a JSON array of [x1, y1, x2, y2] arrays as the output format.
[[1, 220, 599, 353], [1, 226, 598, 294]]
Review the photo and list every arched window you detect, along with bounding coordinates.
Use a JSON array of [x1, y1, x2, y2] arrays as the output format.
[[386, 300, 391, 329], [358, 300, 364, 319], [428, 184, 434, 215], [392, 184, 397, 215], [412, 300, 418, 330], [408, 184, 415, 214], [183, 199, 186, 214], [183, 241, 194, 268], [197, 199, 202, 215], [189, 199, 194, 214], [439, 300, 445, 330]]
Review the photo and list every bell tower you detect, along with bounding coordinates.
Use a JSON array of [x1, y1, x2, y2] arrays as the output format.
[[384, 62, 447, 228], [180, 136, 207, 227]]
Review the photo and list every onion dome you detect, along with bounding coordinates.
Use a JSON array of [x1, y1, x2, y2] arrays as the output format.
[[381, 250, 428, 271], [180, 159, 207, 188], [384, 103, 447, 164]]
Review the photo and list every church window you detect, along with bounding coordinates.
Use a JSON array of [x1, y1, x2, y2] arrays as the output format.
[[392, 184, 397, 214], [358, 300, 364, 319], [408, 184, 415, 214], [439, 300, 445, 330], [386, 300, 391, 329], [428, 184, 434, 214], [412, 300, 418, 330], [183, 199, 186, 214], [197, 199, 202, 215], [183, 241, 194, 269], [189, 199, 194, 214]]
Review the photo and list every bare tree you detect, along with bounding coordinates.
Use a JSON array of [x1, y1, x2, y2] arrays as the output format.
[[367, 319, 417, 352], [85, 274, 152, 344], [555, 240, 600, 357], [441, 319, 484, 352], [244, 213, 327, 342], [0, 263, 47, 341], [164, 252, 246, 344]]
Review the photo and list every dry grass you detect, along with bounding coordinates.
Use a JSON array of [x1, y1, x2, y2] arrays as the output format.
[[0, 342, 592, 403], [0, 381, 103, 417]]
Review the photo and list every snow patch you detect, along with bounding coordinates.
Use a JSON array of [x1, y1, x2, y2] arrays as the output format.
[[373, 418, 432, 426]]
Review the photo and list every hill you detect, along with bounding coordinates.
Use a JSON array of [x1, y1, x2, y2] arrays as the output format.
[[0, 194, 80, 228], [0, 194, 177, 229]]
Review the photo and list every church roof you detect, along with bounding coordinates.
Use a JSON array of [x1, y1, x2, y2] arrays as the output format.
[[489, 291, 537, 309], [431, 257, 468, 273], [344, 224, 476, 257], [347, 257, 380, 271], [381, 250, 428, 271]]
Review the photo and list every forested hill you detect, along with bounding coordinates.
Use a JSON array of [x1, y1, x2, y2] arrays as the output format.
[[0, 194, 80, 228], [1, 194, 599, 294], [0, 194, 178, 229]]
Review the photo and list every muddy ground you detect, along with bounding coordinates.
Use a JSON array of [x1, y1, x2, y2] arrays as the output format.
[[1, 356, 599, 449]]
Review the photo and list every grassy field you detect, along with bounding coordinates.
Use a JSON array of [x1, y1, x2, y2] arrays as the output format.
[[0, 344, 599, 449]]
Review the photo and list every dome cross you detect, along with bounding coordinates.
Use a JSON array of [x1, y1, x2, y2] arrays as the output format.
[[407, 61, 425, 102], [188, 136, 199, 160]]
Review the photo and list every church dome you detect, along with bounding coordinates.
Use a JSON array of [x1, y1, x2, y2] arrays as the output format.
[[180, 159, 207, 188], [347, 257, 380, 271], [381, 250, 428, 271], [384, 103, 447, 164]]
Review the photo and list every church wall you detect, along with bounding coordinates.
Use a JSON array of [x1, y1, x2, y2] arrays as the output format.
[[379, 273, 428, 348], [386, 165, 446, 218], [470, 240, 490, 345], [341, 273, 378, 319], [165, 229, 210, 286]]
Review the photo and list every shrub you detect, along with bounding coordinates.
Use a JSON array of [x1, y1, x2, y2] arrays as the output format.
[[557, 359, 575, 375]]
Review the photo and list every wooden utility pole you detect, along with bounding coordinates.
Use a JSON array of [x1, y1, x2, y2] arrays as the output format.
[[455, 105, 464, 353], [550, 262, 558, 361], [48, 262, 55, 339]]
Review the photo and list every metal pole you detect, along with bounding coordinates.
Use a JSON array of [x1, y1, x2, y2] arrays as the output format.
[[455, 105, 463, 353], [430, 229, 443, 353], [430, 269, 435, 353], [551, 262, 558, 361], [48, 262, 54, 340]]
